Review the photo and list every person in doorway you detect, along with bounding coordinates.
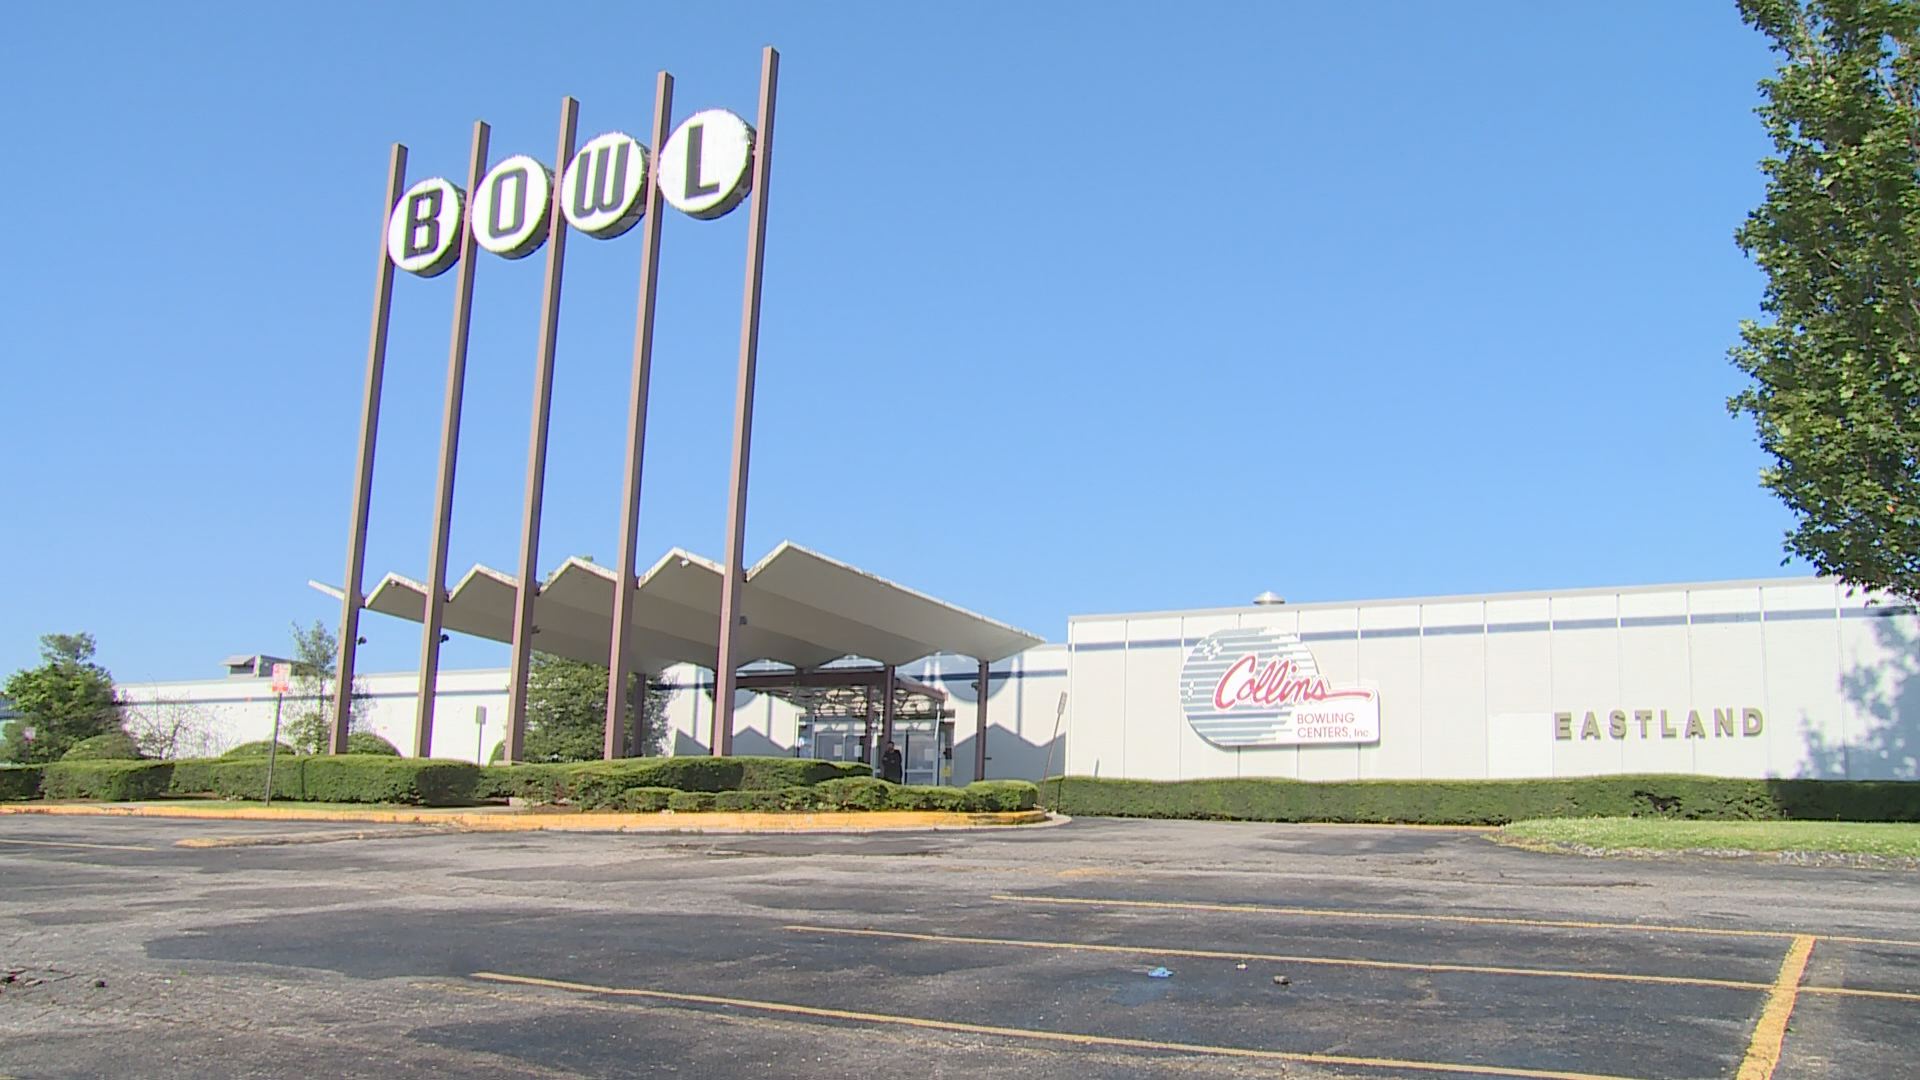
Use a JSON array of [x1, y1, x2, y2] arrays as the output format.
[[880, 739, 904, 784]]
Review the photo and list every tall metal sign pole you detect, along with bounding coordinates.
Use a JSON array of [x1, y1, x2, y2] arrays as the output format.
[[975, 660, 991, 780], [605, 71, 677, 760], [504, 97, 581, 763], [710, 46, 780, 757], [333, 143, 409, 755], [414, 120, 491, 758]]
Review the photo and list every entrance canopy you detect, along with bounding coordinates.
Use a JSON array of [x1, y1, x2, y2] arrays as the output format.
[[341, 541, 1042, 674]]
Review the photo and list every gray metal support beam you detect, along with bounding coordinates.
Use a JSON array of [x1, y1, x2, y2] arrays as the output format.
[[711, 46, 781, 757], [606, 72, 676, 760], [975, 659, 990, 781], [415, 119, 490, 759], [333, 143, 409, 755], [504, 97, 580, 763]]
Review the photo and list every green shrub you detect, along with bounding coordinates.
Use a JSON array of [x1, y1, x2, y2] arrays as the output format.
[[40, 761, 174, 801], [964, 780, 1040, 812], [714, 789, 792, 812], [1041, 775, 1920, 825], [60, 732, 143, 761], [346, 733, 402, 756], [668, 790, 717, 812], [735, 758, 852, 789], [811, 776, 892, 811], [223, 741, 297, 759], [570, 759, 741, 807], [607, 786, 677, 812], [474, 762, 568, 802], [167, 757, 304, 801], [0, 765, 43, 800], [887, 785, 970, 811], [300, 756, 479, 806]]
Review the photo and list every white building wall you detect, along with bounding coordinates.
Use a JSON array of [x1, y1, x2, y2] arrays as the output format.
[[116, 668, 512, 763], [113, 576, 1918, 784], [1060, 578, 1920, 782]]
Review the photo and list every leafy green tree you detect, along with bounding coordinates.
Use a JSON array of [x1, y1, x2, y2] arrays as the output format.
[[1731, 0, 1920, 596], [283, 620, 369, 754], [1, 633, 125, 764], [521, 652, 669, 763]]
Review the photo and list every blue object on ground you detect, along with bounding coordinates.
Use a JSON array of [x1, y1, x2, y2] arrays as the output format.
[[1147, 966, 1172, 978]]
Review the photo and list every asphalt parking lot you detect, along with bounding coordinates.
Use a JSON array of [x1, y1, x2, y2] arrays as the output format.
[[2, 814, 1916, 1079]]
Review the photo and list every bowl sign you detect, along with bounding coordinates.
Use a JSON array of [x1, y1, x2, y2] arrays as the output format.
[[385, 110, 755, 277], [1178, 628, 1380, 747]]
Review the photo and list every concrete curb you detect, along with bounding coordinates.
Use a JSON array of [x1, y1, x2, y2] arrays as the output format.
[[0, 802, 1054, 834]]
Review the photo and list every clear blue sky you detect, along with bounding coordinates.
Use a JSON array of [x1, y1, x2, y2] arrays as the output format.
[[1, 2, 1793, 683]]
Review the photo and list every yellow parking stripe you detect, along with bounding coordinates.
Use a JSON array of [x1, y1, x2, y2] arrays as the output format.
[[1798, 984, 1920, 1003], [1736, 935, 1814, 1080], [785, 924, 1775, 993], [468, 970, 1641, 1080], [996, 894, 1920, 950], [0, 836, 153, 853]]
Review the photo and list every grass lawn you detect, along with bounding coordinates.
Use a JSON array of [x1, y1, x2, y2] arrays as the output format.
[[1499, 817, 1920, 858]]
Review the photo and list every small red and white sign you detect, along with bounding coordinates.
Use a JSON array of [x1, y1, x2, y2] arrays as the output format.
[[270, 663, 292, 695], [1179, 628, 1379, 747]]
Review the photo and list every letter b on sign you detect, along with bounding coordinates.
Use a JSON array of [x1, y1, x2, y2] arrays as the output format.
[[387, 178, 464, 277]]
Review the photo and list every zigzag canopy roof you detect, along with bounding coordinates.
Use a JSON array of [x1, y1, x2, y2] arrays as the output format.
[[356, 541, 1042, 672]]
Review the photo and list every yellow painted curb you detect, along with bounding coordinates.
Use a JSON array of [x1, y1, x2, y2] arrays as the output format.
[[0, 802, 1050, 833]]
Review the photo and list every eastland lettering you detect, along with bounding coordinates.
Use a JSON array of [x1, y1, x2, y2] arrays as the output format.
[[1553, 708, 1763, 741]]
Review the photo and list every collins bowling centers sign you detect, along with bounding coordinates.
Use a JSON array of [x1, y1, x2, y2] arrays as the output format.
[[1179, 628, 1381, 748]]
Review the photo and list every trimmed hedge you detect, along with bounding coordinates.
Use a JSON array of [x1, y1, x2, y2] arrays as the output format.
[[61, 733, 143, 761], [224, 741, 297, 759], [346, 733, 402, 756], [736, 758, 869, 789], [475, 756, 874, 806], [713, 789, 794, 812], [606, 786, 679, 812], [694, 779, 1040, 814], [168, 755, 476, 805], [668, 790, 717, 812], [0, 765, 44, 800], [887, 785, 971, 811], [168, 757, 305, 801], [40, 761, 174, 801], [301, 756, 479, 806], [966, 780, 1040, 812], [1042, 775, 1920, 825], [810, 776, 892, 810]]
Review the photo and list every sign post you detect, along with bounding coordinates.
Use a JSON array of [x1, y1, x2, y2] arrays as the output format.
[[266, 662, 292, 803]]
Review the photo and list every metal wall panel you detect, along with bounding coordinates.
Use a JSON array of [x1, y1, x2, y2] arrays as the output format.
[[1616, 590, 1694, 775], [1548, 593, 1622, 777], [1687, 586, 1769, 777], [1485, 597, 1552, 778], [1417, 601, 1487, 779], [1761, 582, 1843, 778], [1295, 606, 1361, 781], [1357, 604, 1423, 779]]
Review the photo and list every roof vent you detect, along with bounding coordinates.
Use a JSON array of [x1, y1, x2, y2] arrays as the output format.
[[1252, 591, 1286, 606]]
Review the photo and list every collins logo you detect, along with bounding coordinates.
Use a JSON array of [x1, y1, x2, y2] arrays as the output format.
[[1179, 628, 1380, 748]]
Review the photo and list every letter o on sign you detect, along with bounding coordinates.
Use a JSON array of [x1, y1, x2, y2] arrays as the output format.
[[387, 178, 465, 277], [562, 131, 648, 239], [656, 109, 754, 219], [471, 155, 553, 259]]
